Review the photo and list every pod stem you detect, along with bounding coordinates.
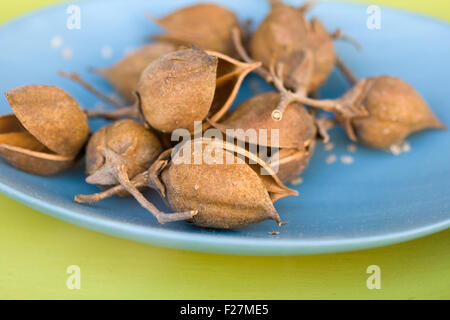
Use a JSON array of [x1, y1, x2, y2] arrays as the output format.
[[115, 164, 197, 224], [231, 28, 273, 82], [269, 56, 368, 121], [331, 29, 362, 51], [58, 70, 128, 109], [75, 148, 196, 224], [75, 171, 148, 204], [335, 55, 359, 86], [85, 103, 140, 120], [315, 117, 339, 143]]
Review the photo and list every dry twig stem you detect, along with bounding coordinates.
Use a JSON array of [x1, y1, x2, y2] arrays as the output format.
[[231, 28, 273, 82], [115, 165, 196, 224], [331, 29, 362, 51], [85, 104, 140, 120], [269, 56, 366, 121], [58, 71, 128, 109], [335, 56, 358, 86]]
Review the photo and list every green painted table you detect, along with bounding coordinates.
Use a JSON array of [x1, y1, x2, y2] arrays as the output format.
[[0, 0, 449, 300]]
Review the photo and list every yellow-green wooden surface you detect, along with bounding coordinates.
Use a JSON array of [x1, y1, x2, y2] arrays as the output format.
[[0, 0, 449, 299]]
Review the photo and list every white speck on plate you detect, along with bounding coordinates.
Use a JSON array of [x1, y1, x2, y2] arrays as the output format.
[[341, 155, 354, 164], [101, 46, 113, 59], [389, 144, 402, 156], [401, 142, 411, 153], [389, 141, 411, 155], [326, 154, 336, 164], [194, 184, 200, 191], [289, 177, 303, 186], [50, 36, 63, 49], [347, 144, 357, 153], [324, 142, 334, 151], [61, 47, 73, 60]]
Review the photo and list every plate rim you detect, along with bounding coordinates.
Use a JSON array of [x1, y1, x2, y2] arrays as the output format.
[[1, 178, 449, 256], [0, 0, 449, 256]]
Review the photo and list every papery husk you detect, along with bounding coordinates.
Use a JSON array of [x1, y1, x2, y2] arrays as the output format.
[[340, 76, 447, 149], [5, 85, 89, 157], [250, 0, 335, 92], [152, 3, 243, 57], [94, 42, 177, 103], [158, 139, 297, 228], [0, 114, 76, 175]]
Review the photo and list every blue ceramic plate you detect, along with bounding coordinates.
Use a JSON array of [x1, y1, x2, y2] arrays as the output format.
[[0, 0, 449, 255]]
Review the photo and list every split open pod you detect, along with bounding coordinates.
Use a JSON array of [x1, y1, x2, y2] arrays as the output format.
[[0, 85, 89, 175]]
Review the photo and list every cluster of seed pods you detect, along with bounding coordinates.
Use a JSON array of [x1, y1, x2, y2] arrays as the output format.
[[0, 1, 446, 229]]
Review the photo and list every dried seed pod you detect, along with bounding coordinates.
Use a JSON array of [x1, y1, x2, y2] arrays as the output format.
[[5, 85, 89, 156], [338, 76, 447, 149], [269, 143, 316, 184], [137, 47, 218, 133], [250, 0, 336, 92], [75, 139, 297, 229], [0, 114, 77, 175], [210, 91, 317, 184], [0, 85, 89, 175], [84, 119, 163, 186], [93, 42, 177, 103], [151, 3, 243, 57], [78, 119, 197, 224], [285, 76, 446, 150], [212, 92, 316, 149], [69, 48, 260, 133], [231, 0, 362, 120]]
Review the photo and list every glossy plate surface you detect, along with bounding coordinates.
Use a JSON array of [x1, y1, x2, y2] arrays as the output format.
[[0, 0, 449, 255]]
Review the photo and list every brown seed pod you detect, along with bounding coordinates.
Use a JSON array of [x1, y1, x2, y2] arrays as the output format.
[[231, 0, 362, 120], [269, 143, 316, 184], [66, 48, 260, 133], [81, 119, 195, 221], [93, 42, 177, 103], [286, 76, 447, 150], [0, 114, 77, 175], [250, 0, 336, 92], [0, 85, 89, 175], [75, 138, 297, 229], [210, 91, 317, 184], [151, 3, 243, 57], [5, 85, 89, 156], [137, 47, 218, 133], [84, 119, 163, 186], [338, 76, 447, 149]]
